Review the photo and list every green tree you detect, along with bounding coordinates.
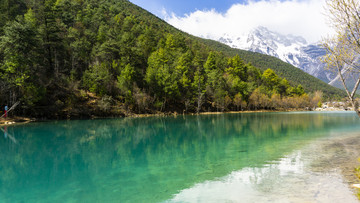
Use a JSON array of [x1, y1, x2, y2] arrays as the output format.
[[262, 68, 279, 90], [137, 26, 157, 58], [192, 55, 206, 113], [226, 55, 247, 81], [82, 63, 114, 96], [0, 9, 44, 106], [115, 62, 136, 107], [145, 47, 180, 109], [295, 85, 305, 96], [0, 0, 27, 32], [247, 64, 262, 89], [204, 51, 226, 98], [276, 78, 290, 96], [175, 50, 194, 109], [39, 0, 66, 77], [118, 63, 135, 94]]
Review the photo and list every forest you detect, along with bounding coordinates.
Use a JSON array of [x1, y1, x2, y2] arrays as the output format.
[[0, 0, 344, 118]]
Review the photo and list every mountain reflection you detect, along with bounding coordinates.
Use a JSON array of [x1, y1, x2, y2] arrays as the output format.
[[0, 112, 358, 202]]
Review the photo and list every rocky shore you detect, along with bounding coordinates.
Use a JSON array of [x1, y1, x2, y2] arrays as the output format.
[[314, 101, 355, 112]]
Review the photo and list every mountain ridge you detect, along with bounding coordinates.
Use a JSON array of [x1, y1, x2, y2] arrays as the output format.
[[213, 26, 338, 84]]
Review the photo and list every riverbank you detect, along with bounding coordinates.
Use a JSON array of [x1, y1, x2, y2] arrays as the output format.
[[0, 110, 258, 125], [0, 117, 35, 126], [0, 107, 354, 125]]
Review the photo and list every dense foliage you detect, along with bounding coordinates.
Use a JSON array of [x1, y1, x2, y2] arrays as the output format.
[[199, 39, 346, 98], [0, 0, 344, 117]]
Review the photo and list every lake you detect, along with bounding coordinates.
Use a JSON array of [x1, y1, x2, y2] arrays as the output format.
[[0, 112, 359, 202]]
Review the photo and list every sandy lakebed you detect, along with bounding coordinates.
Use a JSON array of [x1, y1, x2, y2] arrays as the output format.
[[310, 132, 360, 192]]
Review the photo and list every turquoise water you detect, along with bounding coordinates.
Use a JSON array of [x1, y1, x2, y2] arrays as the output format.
[[0, 112, 360, 202]]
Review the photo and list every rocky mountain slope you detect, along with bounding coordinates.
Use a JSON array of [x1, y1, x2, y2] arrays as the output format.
[[216, 26, 337, 84]]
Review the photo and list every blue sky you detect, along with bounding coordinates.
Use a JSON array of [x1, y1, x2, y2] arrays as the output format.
[[129, 0, 245, 17], [129, 0, 333, 44]]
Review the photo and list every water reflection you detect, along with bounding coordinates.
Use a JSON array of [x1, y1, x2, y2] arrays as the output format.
[[0, 112, 359, 202], [0, 126, 17, 144], [169, 148, 358, 203]]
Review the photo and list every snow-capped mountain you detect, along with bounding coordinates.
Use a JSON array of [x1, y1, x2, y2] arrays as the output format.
[[216, 26, 336, 84]]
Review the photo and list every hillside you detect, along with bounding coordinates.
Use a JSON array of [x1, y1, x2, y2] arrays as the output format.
[[0, 0, 345, 118], [199, 39, 346, 98]]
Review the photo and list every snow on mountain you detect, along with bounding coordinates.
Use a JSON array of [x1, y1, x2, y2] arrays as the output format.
[[215, 26, 336, 84]]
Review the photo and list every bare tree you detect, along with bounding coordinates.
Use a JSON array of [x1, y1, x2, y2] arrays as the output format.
[[323, 0, 360, 115], [311, 90, 323, 109]]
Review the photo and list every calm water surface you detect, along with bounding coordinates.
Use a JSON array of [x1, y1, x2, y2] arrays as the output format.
[[0, 112, 359, 202]]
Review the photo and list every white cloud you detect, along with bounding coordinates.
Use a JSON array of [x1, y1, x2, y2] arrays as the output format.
[[165, 0, 333, 44]]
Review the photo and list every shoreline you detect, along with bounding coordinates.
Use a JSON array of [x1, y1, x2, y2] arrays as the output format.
[[0, 117, 35, 127], [0, 109, 301, 125], [0, 108, 355, 126], [128, 108, 309, 117]]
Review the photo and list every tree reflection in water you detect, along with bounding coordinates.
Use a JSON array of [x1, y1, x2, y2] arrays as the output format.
[[0, 112, 359, 202]]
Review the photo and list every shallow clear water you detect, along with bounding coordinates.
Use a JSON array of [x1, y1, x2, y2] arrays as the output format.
[[0, 112, 360, 202]]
